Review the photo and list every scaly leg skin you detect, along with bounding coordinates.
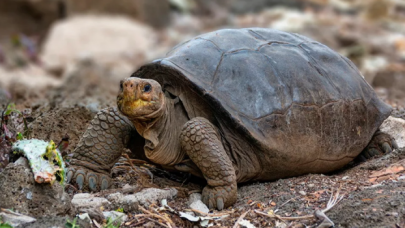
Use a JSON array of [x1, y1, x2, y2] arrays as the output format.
[[66, 107, 134, 191], [356, 130, 398, 162], [180, 117, 237, 210]]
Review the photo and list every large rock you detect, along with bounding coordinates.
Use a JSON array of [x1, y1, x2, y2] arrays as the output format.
[[65, 0, 170, 28], [0, 210, 36, 227], [106, 188, 178, 212], [119, 188, 178, 210], [229, 0, 309, 14], [40, 15, 157, 75], [72, 188, 178, 213], [380, 116, 405, 148], [103, 211, 128, 226], [71, 193, 111, 209], [0, 158, 71, 217]]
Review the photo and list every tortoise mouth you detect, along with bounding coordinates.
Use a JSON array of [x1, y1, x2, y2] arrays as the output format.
[[117, 95, 157, 117], [116, 77, 165, 120]]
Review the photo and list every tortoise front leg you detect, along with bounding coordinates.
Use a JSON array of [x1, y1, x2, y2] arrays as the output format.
[[180, 117, 237, 210], [66, 107, 134, 191]]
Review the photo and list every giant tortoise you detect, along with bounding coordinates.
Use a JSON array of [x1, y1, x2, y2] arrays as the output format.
[[66, 28, 397, 210]]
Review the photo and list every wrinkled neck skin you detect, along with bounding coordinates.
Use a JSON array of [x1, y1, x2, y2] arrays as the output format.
[[128, 98, 187, 167]]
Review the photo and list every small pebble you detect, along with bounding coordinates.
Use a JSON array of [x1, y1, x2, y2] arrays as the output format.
[[386, 212, 399, 217], [299, 191, 307, 196]]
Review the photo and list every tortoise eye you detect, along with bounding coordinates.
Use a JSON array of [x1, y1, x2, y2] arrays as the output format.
[[143, 84, 152, 92]]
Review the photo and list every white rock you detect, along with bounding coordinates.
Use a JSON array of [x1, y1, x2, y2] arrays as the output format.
[[77, 213, 92, 224], [122, 188, 178, 206], [188, 193, 202, 205], [299, 190, 307, 196], [71, 193, 111, 209], [40, 15, 158, 74], [0, 210, 36, 227], [14, 157, 29, 166], [103, 211, 128, 224], [190, 200, 209, 214], [380, 116, 405, 148], [106, 192, 124, 204], [239, 219, 256, 228]]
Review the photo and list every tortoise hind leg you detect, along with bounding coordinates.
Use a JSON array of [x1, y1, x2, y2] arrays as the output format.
[[356, 130, 398, 162]]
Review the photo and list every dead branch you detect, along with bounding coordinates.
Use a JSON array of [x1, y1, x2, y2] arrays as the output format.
[[138, 206, 175, 228], [233, 210, 250, 228], [124, 217, 148, 227], [189, 208, 234, 217], [255, 189, 344, 221], [314, 210, 334, 228], [123, 153, 136, 169], [146, 217, 170, 228], [275, 197, 297, 212]]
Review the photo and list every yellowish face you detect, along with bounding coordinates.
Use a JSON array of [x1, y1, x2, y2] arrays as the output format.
[[117, 77, 165, 118]]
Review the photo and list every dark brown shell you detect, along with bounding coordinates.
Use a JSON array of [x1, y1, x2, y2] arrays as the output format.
[[133, 28, 391, 177]]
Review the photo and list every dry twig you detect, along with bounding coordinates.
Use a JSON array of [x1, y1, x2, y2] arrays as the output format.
[[137, 206, 175, 228], [125, 218, 148, 227], [189, 208, 233, 217], [122, 153, 136, 169], [146, 217, 170, 228], [233, 210, 250, 228], [275, 197, 297, 212], [255, 189, 344, 221], [314, 210, 334, 228]]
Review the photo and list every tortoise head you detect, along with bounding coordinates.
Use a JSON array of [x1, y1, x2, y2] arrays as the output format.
[[117, 77, 165, 119]]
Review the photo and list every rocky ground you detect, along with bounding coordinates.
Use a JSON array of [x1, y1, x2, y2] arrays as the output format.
[[1, 0, 405, 227]]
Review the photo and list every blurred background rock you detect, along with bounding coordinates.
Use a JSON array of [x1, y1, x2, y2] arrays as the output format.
[[0, 0, 404, 110]]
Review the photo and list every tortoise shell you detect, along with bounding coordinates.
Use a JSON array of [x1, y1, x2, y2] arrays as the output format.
[[132, 28, 391, 181]]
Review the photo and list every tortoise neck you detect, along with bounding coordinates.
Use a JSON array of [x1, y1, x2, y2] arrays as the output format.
[[131, 98, 188, 166]]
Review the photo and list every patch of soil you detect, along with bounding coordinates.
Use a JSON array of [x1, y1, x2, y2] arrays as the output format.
[[29, 106, 94, 155], [18, 216, 91, 228], [329, 182, 405, 228]]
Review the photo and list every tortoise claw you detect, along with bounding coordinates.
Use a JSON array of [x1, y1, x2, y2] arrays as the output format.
[[201, 184, 237, 210], [66, 169, 74, 183], [216, 197, 224, 211], [66, 165, 111, 192], [381, 142, 392, 154], [87, 173, 98, 191], [101, 176, 110, 190], [74, 169, 87, 190]]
